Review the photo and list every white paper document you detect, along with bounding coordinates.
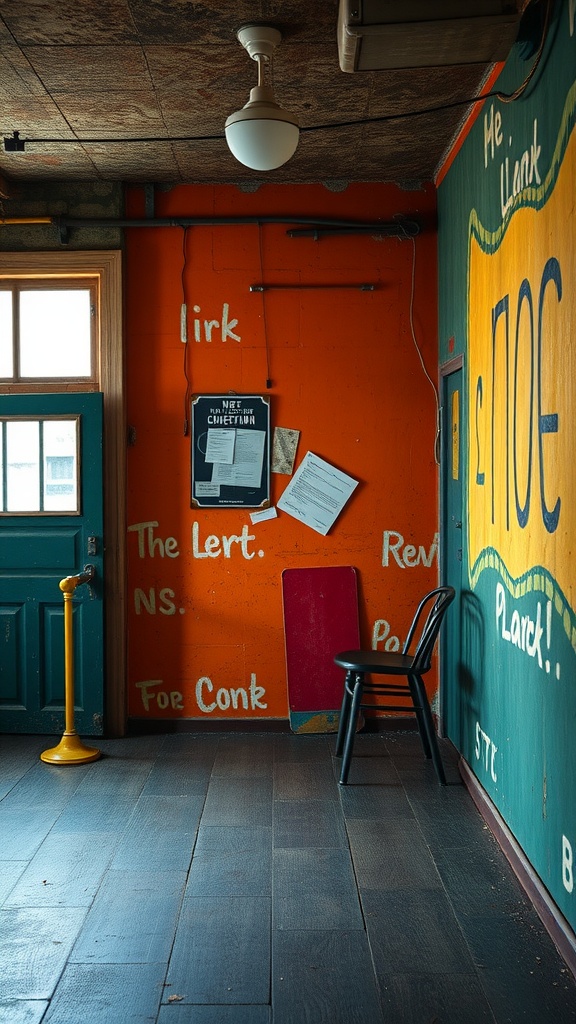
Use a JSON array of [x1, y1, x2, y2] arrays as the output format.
[[277, 451, 358, 535], [211, 428, 266, 489], [205, 428, 236, 464]]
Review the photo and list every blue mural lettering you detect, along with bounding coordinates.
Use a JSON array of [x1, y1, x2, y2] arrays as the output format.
[[537, 257, 561, 533], [476, 258, 562, 534]]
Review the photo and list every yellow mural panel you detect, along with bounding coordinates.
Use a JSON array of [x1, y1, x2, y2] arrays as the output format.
[[468, 124, 575, 614]]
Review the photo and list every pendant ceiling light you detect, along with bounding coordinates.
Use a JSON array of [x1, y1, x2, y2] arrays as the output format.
[[225, 24, 299, 171]]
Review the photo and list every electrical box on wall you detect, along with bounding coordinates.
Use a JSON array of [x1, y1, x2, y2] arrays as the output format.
[[337, 0, 523, 72]]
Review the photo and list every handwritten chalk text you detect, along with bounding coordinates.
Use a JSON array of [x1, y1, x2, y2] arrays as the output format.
[[382, 530, 438, 569]]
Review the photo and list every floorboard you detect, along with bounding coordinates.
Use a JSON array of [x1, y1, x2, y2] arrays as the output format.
[[477, 965, 576, 1024], [273, 847, 364, 930], [142, 759, 214, 795], [69, 869, 187, 965], [156, 1006, 271, 1023], [0, 999, 49, 1024], [110, 794, 205, 872], [0, 807, 65, 860], [47, 794, 141, 835], [0, 907, 87, 999], [0, 737, 52, 802], [200, 776, 273, 827], [72, 756, 153, 798], [338, 780, 414, 818], [41, 963, 166, 1024], [273, 735, 331, 763], [166, 896, 271, 1005], [0, 761, 89, 809], [273, 798, 347, 849], [273, 761, 338, 801], [184, 825, 272, 897], [345, 817, 444, 890], [272, 929, 385, 1024], [0, 731, 575, 1023], [378, 971, 495, 1024], [212, 735, 276, 774], [361, 887, 479, 974], [4, 833, 119, 908], [0, 861, 28, 905]]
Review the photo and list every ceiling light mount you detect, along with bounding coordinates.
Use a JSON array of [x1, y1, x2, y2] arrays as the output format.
[[236, 24, 282, 62], [225, 23, 299, 172]]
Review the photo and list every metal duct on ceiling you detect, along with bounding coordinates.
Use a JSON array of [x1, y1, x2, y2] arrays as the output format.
[[338, 0, 523, 72]]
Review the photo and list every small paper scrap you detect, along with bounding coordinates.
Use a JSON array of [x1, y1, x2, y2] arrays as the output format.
[[272, 427, 300, 474], [250, 506, 278, 524]]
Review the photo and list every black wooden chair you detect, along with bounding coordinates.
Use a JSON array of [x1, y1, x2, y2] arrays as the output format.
[[334, 585, 455, 785]]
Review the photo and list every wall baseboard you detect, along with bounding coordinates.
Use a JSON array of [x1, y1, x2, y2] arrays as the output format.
[[460, 757, 576, 980], [124, 715, 421, 736], [125, 717, 292, 735]]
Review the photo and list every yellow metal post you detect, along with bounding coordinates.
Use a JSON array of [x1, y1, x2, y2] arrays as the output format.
[[41, 568, 101, 765]]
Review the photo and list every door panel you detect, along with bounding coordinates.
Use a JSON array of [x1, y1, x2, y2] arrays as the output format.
[[0, 393, 104, 734], [440, 365, 464, 744]]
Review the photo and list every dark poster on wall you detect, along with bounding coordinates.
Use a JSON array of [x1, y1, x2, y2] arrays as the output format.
[[191, 394, 270, 509]]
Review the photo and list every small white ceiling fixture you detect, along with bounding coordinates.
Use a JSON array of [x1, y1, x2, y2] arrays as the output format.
[[225, 24, 300, 171]]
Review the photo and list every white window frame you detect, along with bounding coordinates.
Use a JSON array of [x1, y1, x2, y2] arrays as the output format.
[[0, 279, 99, 388]]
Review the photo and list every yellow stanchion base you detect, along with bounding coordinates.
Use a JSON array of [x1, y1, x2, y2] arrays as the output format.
[[40, 731, 101, 765]]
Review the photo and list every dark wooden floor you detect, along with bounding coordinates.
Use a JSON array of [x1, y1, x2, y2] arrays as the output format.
[[1, 730, 575, 1024]]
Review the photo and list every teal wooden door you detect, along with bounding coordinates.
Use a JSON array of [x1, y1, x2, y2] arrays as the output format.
[[440, 366, 464, 744], [0, 392, 104, 735]]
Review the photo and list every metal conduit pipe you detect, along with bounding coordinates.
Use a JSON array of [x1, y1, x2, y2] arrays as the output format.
[[56, 215, 419, 230], [0, 217, 53, 225], [50, 215, 420, 243], [0, 213, 419, 243]]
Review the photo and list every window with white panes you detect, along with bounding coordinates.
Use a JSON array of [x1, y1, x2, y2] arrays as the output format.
[[0, 280, 97, 387], [0, 416, 80, 515]]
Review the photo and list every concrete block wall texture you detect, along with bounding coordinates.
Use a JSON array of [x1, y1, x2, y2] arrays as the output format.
[[124, 181, 439, 723]]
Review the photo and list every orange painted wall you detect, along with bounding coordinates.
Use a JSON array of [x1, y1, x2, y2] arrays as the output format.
[[124, 182, 439, 722]]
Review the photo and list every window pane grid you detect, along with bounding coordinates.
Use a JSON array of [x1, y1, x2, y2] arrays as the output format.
[[0, 288, 15, 378], [6, 420, 40, 512], [20, 289, 92, 378], [0, 422, 5, 512], [0, 280, 97, 385], [0, 416, 79, 516]]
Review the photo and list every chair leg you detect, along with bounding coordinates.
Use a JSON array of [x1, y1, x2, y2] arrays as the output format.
[[335, 671, 354, 757], [339, 672, 364, 785], [406, 672, 432, 758], [409, 673, 447, 785], [411, 701, 433, 760]]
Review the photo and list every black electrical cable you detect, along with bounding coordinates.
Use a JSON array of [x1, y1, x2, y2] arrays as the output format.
[[495, 0, 552, 103], [181, 226, 193, 436], [0, 83, 532, 146], [257, 223, 273, 390]]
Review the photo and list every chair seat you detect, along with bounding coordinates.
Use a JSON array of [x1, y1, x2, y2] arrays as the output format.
[[334, 650, 416, 674], [334, 586, 455, 786]]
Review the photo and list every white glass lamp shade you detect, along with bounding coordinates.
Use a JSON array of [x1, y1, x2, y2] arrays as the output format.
[[225, 86, 299, 171]]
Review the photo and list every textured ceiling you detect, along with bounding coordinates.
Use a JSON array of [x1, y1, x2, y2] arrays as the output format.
[[0, 1, 527, 188]]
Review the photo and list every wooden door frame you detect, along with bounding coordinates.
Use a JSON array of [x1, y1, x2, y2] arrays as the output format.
[[0, 250, 126, 736], [438, 353, 464, 738]]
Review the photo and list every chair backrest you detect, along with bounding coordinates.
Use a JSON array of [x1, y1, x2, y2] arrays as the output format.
[[402, 586, 455, 674]]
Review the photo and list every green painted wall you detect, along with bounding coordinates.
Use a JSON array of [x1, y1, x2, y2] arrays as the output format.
[[438, 0, 576, 932]]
